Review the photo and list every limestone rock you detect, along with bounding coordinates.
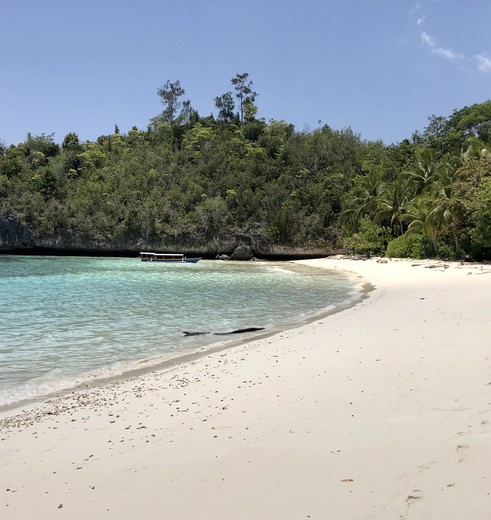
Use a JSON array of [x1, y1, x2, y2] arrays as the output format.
[[230, 244, 253, 261], [0, 217, 33, 249]]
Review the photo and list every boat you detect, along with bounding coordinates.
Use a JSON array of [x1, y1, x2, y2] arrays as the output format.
[[139, 252, 201, 263]]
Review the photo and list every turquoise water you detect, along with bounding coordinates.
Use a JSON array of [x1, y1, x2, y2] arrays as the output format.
[[0, 256, 358, 407]]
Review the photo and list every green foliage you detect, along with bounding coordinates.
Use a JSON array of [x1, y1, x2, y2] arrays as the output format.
[[214, 92, 236, 123], [416, 101, 491, 156], [432, 241, 458, 261], [62, 132, 82, 152], [469, 179, 491, 249], [231, 72, 257, 123], [451, 157, 491, 258], [25, 133, 60, 158], [341, 216, 389, 255], [0, 150, 25, 178], [2, 91, 491, 260], [157, 80, 186, 124], [386, 234, 432, 258]]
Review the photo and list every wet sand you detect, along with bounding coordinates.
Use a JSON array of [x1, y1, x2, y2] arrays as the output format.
[[1, 257, 490, 519]]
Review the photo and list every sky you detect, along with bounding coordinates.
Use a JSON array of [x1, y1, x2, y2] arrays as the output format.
[[1, 0, 490, 146]]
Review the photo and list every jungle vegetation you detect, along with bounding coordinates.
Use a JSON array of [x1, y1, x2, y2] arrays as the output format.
[[1, 73, 490, 259]]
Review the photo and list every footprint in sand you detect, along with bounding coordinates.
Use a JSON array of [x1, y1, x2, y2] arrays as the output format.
[[416, 461, 437, 473], [456, 443, 470, 462], [406, 489, 423, 504]]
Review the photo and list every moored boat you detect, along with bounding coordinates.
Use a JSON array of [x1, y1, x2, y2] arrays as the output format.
[[139, 252, 201, 263]]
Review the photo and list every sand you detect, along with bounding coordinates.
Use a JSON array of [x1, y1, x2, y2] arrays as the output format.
[[1, 257, 491, 519]]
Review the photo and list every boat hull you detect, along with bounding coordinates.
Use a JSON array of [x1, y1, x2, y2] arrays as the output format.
[[139, 252, 201, 263], [141, 257, 201, 263]]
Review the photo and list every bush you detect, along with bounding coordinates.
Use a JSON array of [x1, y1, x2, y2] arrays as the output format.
[[386, 234, 432, 258], [434, 241, 458, 260], [342, 217, 389, 255]]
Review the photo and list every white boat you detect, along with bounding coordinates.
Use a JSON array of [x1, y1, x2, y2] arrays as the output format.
[[139, 252, 201, 263]]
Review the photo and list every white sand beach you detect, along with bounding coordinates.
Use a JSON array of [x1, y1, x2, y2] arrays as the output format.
[[1, 257, 491, 519]]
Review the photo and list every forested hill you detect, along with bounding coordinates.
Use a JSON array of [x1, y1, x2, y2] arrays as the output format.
[[1, 76, 490, 260]]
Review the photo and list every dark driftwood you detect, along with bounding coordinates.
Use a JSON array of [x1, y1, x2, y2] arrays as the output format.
[[183, 327, 264, 337]]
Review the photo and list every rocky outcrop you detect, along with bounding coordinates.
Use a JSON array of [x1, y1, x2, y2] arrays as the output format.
[[0, 217, 34, 249], [230, 244, 254, 261], [0, 221, 332, 259]]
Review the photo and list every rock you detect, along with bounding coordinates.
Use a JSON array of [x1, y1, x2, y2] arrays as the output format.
[[0, 217, 34, 249], [230, 245, 253, 261]]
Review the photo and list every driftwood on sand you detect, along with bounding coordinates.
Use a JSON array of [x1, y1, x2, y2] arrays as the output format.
[[183, 327, 265, 337]]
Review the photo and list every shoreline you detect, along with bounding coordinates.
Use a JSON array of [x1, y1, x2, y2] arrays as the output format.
[[2, 257, 491, 519], [0, 261, 365, 413]]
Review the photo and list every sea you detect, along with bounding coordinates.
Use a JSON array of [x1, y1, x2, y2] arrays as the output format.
[[0, 255, 361, 408]]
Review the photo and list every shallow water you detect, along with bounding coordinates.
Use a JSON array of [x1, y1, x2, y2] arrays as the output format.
[[0, 256, 358, 406]]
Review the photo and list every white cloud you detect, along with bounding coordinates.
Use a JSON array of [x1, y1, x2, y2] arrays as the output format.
[[420, 31, 460, 62], [476, 54, 491, 73], [414, 6, 489, 73], [432, 47, 459, 61], [421, 31, 435, 47]]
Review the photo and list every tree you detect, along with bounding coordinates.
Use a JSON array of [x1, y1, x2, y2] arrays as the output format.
[[25, 133, 60, 158], [428, 193, 462, 255], [194, 196, 228, 244], [414, 114, 448, 155], [259, 119, 294, 159], [434, 152, 462, 198], [406, 147, 437, 195], [403, 198, 440, 255], [416, 101, 491, 156], [452, 158, 491, 257], [341, 171, 384, 234], [176, 100, 199, 127], [342, 216, 389, 255], [447, 101, 491, 145], [214, 92, 235, 123], [62, 132, 82, 152], [157, 80, 185, 123], [231, 72, 257, 123], [468, 178, 491, 253], [244, 103, 258, 123], [374, 176, 414, 236], [461, 137, 491, 163]]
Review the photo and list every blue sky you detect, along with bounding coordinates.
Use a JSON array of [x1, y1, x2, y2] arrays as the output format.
[[1, 0, 490, 146]]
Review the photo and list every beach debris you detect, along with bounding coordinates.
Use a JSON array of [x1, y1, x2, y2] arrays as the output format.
[[183, 327, 264, 336], [424, 262, 449, 269]]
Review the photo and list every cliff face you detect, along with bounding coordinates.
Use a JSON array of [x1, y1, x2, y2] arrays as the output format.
[[0, 217, 34, 250], [0, 218, 330, 259]]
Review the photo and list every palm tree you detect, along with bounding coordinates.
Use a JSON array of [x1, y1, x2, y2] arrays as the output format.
[[461, 137, 491, 163], [434, 152, 462, 198], [406, 148, 437, 195], [404, 190, 462, 256], [374, 176, 414, 236], [433, 196, 462, 255], [340, 171, 384, 234], [403, 198, 439, 254]]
